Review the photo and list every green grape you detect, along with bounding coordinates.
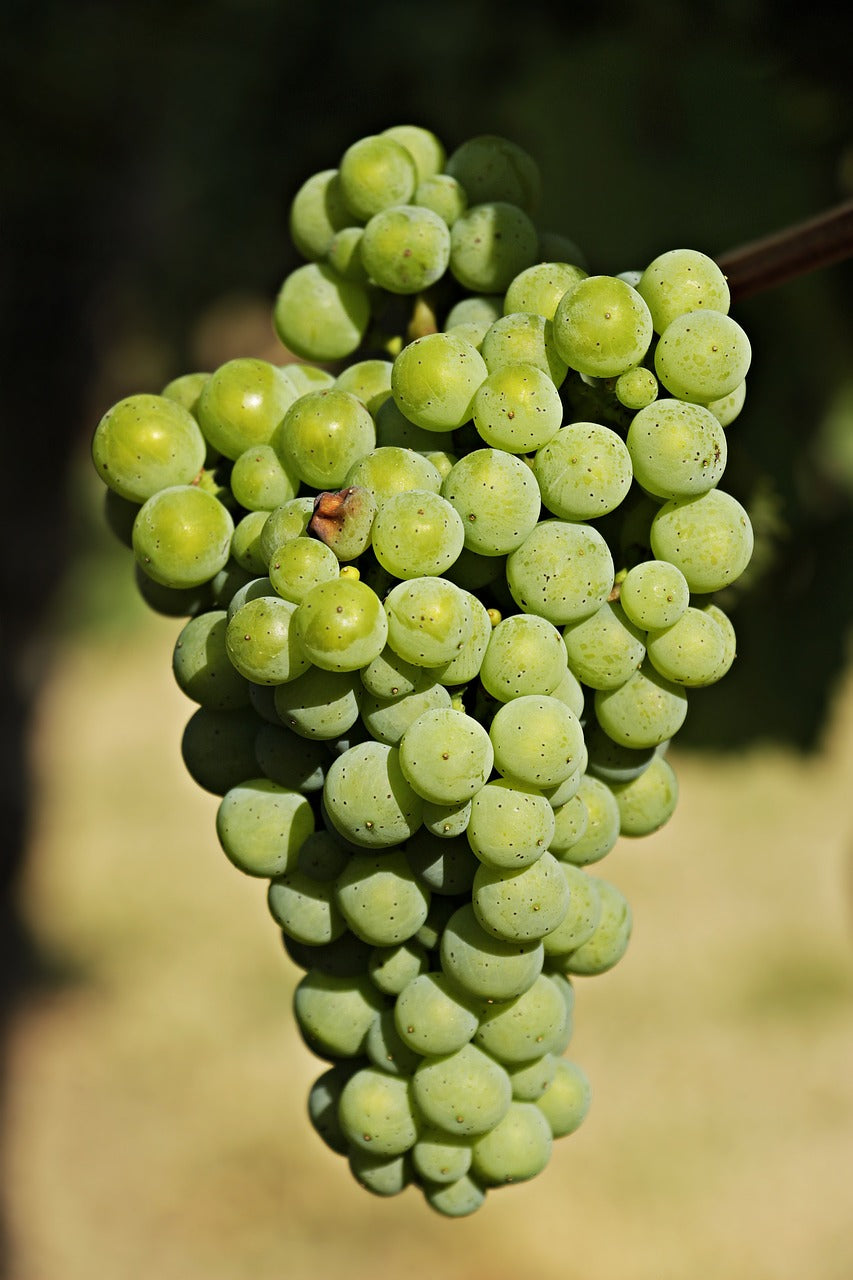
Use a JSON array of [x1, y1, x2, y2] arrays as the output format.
[[626, 398, 727, 501], [422, 798, 473, 841], [172, 610, 250, 711], [365, 1012, 421, 1081], [441, 448, 541, 557], [360, 679, 452, 747], [505, 519, 614, 625], [542, 762, 586, 810], [274, 387, 375, 490], [702, 602, 737, 682], [480, 311, 568, 386], [283, 929, 373, 979], [334, 358, 393, 413], [289, 168, 352, 261], [552, 275, 653, 378], [637, 248, 730, 334], [297, 830, 352, 880], [267, 537, 340, 604], [535, 1059, 591, 1137], [361, 646, 431, 699], [707, 379, 747, 427], [374, 395, 455, 451], [360, 205, 451, 294], [470, 1101, 552, 1186], [445, 293, 504, 333], [348, 1148, 412, 1197], [92, 393, 207, 502], [646, 605, 728, 686], [398, 708, 494, 806], [283, 364, 336, 395], [338, 134, 417, 220], [256, 722, 327, 791], [423, 1173, 486, 1217], [549, 665, 585, 719], [445, 134, 541, 214], [132, 484, 234, 589], [209, 559, 256, 611], [293, 971, 384, 1059], [503, 261, 587, 320], [555, 775, 620, 866], [466, 779, 555, 870], [273, 263, 370, 362], [472, 851, 570, 943], [230, 509, 270, 575], [325, 226, 369, 283], [440, 903, 544, 1002], [547, 793, 589, 857], [655, 309, 751, 403], [258, 496, 315, 564], [268, 870, 346, 946], [371, 490, 465, 579], [583, 720, 656, 785], [507, 1054, 557, 1102], [442, 546, 505, 594], [160, 371, 210, 416], [594, 660, 688, 749], [561, 877, 632, 976], [412, 1042, 512, 1137], [618, 559, 690, 630], [391, 332, 488, 432], [135, 564, 215, 617], [308, 1063, 359, 1155], [323, 740, 424, 848], [415, 893, 467, 952], [471, 362, 563, 453], [384, 577, 474, 668], [412, 1128, 472, 1184], [347, 447, 443, 507], [542, 864, 602, 956], [181, 707, 261, 795], [225, 575, 276, 621], [225, 595, 309, 685], [450, 201, 539, 294], [339, 1065, 420, 1154], [610, 754, 678, 837], [405, 829, 479, 895], [562, 600, 646, 690], [475, 974, 568, 1064], [533, 422, 633, 520], [273, 665, 361, 740], [230, 443, 299, 512], [294, 577, 387, 672], [381, 124, 445, 181], [649, 489, 754, 594], [614, 366, 659, 410], [335, 849, 430, 948], [415, 173, 468, 226], [215, 777, 314, 877], [433, 594, 492, 686], [368, 941, 429, 997], [196, 358, 298, 461], [394, 972, 479, 1056], [489, 695, 585, 790]]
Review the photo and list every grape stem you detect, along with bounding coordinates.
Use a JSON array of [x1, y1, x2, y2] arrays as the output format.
[[716, 199, 853, 301]]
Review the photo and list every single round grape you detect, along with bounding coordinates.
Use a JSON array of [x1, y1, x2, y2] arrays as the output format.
[[610, 754, 679, 837], [325, 224, 369, 284], [308, 1063, 358, 1155], [273, 666, 361, 740], [646, 606, 728, 686], [225, 595, 309, 685], [398, 708, 494, 806], [614, 366, 659, 410], [368, 940, 429, 997], [466, 780, 555, 871], [412, 1042, 512, 1137], [224, 575, 276, 621], [415, 172, 468, 225], [360, 679, 452, 748], [274, 388, 375, 490], [655, 309, 751, 403], [181, 707, 261, 796], [472, 362, 563, 453], [562, 600, 646, 691], [256, 722, 327, 791], [381, 124, 445, 181], [412, 1128, 472, 1185], [257, 496, 314, 564], [338, 134, 417, 220], [547, 792, 589, 857], [268, 869, 346, 946], [345, 443, 443, 508], [195, 358, 298, 461], [506, 519, 614, 626], [273, 263, 370, 362], [542, 864, 602, 956], [294, 577, 387, 672], [445, 293, 504, 333], [360, 646, 431, 700], [365, 1009, 423, 1077], [230, 509, 270, 575], [384, 577, 474, 668], [549, 665, 585, 719], [405, 829, 479, 895], [594, 661, 688, 749], [421, 798, 473, 841], [423, 1173, 486, 1217], [440, 903, 544, 1002], [160, 371, 209, 416], [283, 364, 336, 395], [507, 1054, 558, 1102], [472, 850, 570, 943], [637, 248, 731, 334], [373, 395, 455, 451], [215, 778, 314, 877], [335, 848, 430, 947], [470, 1100, 552, 1186], [92, 393, 207, 502], [627, 398, 727, 501], [323, 740, 424, 848], [391, 331, 488, 433], [702, 602, 737, 682], [619, 560, 690, 630], [553, 275, 654, 378], [583, 720, 656, 786], [474, 974, 568, 1064], [490, 695, 585, 790], [561, 876, 632, 976], [294, 971, 384, 1060], [371, 490, 464, 579], [394, 972, 479, 1056], [535, 1059, 591, 1137], [450, 201, 539, 293], [481, 311, 568, 385], [132, 484, 234, 589], [267, 538, 340, 604], [360, 204, 451, 294], [707, 379, 747, 427], [650, 488, 753, 593], [349, 1148, 412, 1197], [533, 422, 633, 520], [289, 168, 352, 260], [172, 609, 250, 710], [230, 443, 299, 512], [432, 595, 492, 687], [441, 447, 541, 558], [555, 775, 620, 866], [504, 261, 588, 320], [445, 134, 541, 213]]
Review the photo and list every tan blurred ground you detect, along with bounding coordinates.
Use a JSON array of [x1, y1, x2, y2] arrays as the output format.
[[5, 611, 853, 1280]]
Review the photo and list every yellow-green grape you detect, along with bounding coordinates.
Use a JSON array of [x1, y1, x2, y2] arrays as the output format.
[[267, 869, 346, 947], [474, 974, 568, 1063], [323, 740, 424, 848], [374, 396, 455, 450], [445, 134, 541, 214], [273, 262, 370, 362], [480, 613, 566, 702], [471, 362, 563, 453], [394, 972, 479, 1056], [626, 398, 727, 501], [555, 775, 621, 867], [450, 201, 539, 293], [561, 876, 632, 976], [348, 1149, 412, 1197], [381, 124, 446, 181], [533, 422, 633, 520], [360, 646, 431, 699], [181, 707, 262, 796], [325, 226, 369, 283], [489, 694, 585, 790], [549, 665, 585, 719], [288, 168, 352, 261], [481, 311, 568, 385], [293, 971, 384, 1059], [535, 1059, 591, 1137], [707, 379, 747, 427], [360, 205, 451, 294], [334, 358, 393, 414], [347, 446, 442, 505], [371, 490, 465, 579], [267, 537, 341, 604], [273, 666, 361, 741], [440, 903, 544, 1002], [432, 594, 492, 686], [441, 447, 542, 557], [368, 942, 429, 998], [415, 173, 468, 226], [542, 864, 602, 956], [282, 363, 336, 395], [412, 1042, 512, 1137], [420, 798, 474, 842], [610, 755, 679, 837], [391, 331, 488, 432], [618, 559, 690, 630], [636, 248, 730, 334], [552, 275, 654, 379], [274, 387, 375, 490], [224, 574, 275, 621], [294, 576, 387, 672], [562, 600, 646, 691], [649, 489, 754, 593], [547, 793, 589, 858], [444, 293, 503, 337], [702, 602, 737, 682], [423, 1174, 486, 1217], [384, 577, 475, 668], [172, 610, 250, 711], [594, 660, 688, 749], [615, 365, 658, 410], [230, 443, 299, 512], [258, 496, 315, 564], [92, 393, 207, 502], [405, 828, 478, 894], [654, 309, 751, 403], [132, 484, 234, 589], [225, 595, 309, 685], [196, 358, 298, 461], [338, 134, 417, 220], [646, 605, 729, 686], [412, 1128, 472, 1184], [215, 778, 314, 877], [398, 707, 494, 806], [230, 510, 269, 575], [466, 779, 555, 871], [507, 1054, 558, 1102], [334, 848, 430, 947], [160, 371, 210, 416], [472, 851, 570, 943], [470, 1101, 553, 1186], [309, 486, 377, 563], [503, 261, 587, 320], [359, 680, 452, 747]]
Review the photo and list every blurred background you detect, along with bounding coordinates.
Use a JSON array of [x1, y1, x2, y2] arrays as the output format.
[[1, 1, 852, 1277]]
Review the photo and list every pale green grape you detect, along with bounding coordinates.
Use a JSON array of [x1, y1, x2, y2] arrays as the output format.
[[258, 496, 315, 564], [646, 605, 729, 686], [480, 311, 568, 385], [405, 829, 479, 895], [359, 679, 452, 747], [474, 974, 568, 1063], [412, 1042, 512, 1137], [489, 695, 585, 790], [283, 364, 336, 395], [308, 1063, 358, 1154], [360, 646, 430, 699], [160, 371, 209, 416], [707, 379, 747, 427], [411, 1128, 472, 1184], [348, 1149, 411, 1197], [480, 613, 566, 702], [618, 559, 690, 630], [181, 707, 261, 795], [92, 393, 206, 502], [391, 332, 488, 432], [505, 519, 614, 625], [332, 360, 392, 415], [626, 398, 727, 500], [338, 134, 417, 220], [649, 489, 754, 593], [702, 602, 737, 681], [374, 396, 455, 450], [610, 754, 678, 836], [398, 708, 494, 806], [225, 595, 309, 685], [471, 362, 563, 453], [440, 903, 544, 1002], [172, 610, 250, 710], [594, 661, 688, 749], [196, 358, 298, 461], [423, 1174, 485, 1217], [561, 877, 632, 976], [445, 134, 541, 214], [273, 666, 361, 740], [294, 577, 387, 672], [450, 201, 539, 294], [541, 762, 586, 810], [381, 124, 445, 181], [267, 537, 340, 604], [441, 447, 541, 557], [562, 600, 646, 690], [365, 1007, 423, 1075], [432, 595, 492, 686], [466, 780, 555, 870], [273, 263, 370, 362], [533, 422, 633, 520], [346, 447, 443, 506], [614, 366, 658, 410], [552, 275, 653, 378], [361, 205, 451, 293], [472, 850, 570, 943], [507, 1054, 557, 1102], [297, 831, 351, 881], [445, 293, 504, 333], [554, 775, 620, 866], [368, 941, 428, 997], [503, 261, 587, 320], [335, 849, 430, 948], [132, 485, 234, 589], [371, 490, 464, 579], [655, 309, 751, 403], [337, 1066, 418, 1154], [289, 168, 352, 261], [583, 720, 656, 784], [394, 972, 479, 1056], [470, 1101, 552, 1186], [549, 665, 585, 719], [541, 864, 602, 956], [535, 1059, 591, 1137], [215, 778, 314, 877], [637, 248, 730, 334], [268, 870, 346, 946], [323, 740, 424, 848], [547, 793, 589, 857], [230, 510, 270, 575], [230, 443, 299, 512], [325, 226, 369, 283], [255, 722, 327, 792], [415, 173, 468, 226], [421, 798, 473, 841], [274, 388, 375, 490], [384, 577, 474, 667]]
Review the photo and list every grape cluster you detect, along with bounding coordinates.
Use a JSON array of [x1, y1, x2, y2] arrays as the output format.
[[91, 126, 754, 1217]]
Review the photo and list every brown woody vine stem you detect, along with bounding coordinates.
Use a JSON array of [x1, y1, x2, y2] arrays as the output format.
[[716, 199, 853, 301]]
